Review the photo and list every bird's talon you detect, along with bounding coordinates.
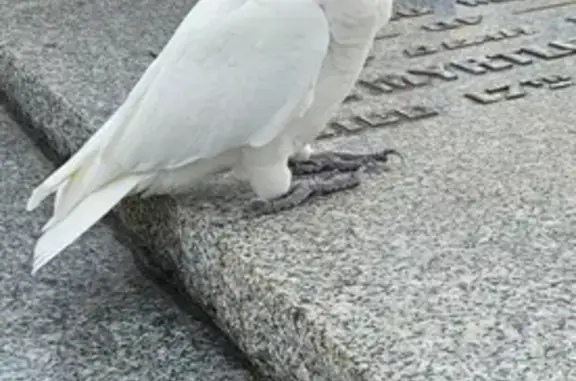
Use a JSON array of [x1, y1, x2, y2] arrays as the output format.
[[289, 149, 402, 175], [248, 181, 313, 215], [248, 171, 361, 216]]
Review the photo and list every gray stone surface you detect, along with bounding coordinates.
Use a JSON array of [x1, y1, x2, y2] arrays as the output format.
[[2, 0, 576, 381], [0, 102, 260, 381]]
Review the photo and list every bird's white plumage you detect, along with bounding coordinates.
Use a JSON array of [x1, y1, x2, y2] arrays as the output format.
[[26, 0, 330, 273], [108, 0, 329, 172], [26, 0, 394, 274]]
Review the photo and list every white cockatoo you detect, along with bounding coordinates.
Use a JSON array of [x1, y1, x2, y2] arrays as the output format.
[[26, 0, 395, 274]]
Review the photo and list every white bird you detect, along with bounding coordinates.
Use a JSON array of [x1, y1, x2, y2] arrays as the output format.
[[26, 0, 395, 274]]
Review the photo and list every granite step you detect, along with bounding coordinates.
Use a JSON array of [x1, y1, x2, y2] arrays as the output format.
[[0, 100, 264, 381], [2, 0, 576, 381]]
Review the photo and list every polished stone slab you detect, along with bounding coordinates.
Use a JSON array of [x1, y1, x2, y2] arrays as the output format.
[[1, 0, 576, 380], [0, 102, 260, 381]]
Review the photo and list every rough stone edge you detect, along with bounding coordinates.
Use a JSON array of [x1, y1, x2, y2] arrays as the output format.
[[118, 195, 373, 381], [0, 45, 375, 381]]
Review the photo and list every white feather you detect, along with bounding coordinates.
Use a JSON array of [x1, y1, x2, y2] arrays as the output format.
[[106, 0, 329, 172], [26, 0, 330, 273], [32, 175, 144, 275]]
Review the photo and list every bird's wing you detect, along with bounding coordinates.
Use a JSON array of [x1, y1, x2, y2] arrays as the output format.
[[83, 0, 248, 155], [101, 0, 330, 173], [156, 0, 248, 57]]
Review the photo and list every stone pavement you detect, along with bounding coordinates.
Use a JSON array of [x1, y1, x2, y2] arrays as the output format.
[[1, 0, 576, 381]]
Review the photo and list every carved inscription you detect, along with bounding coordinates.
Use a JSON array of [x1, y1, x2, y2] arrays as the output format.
[[326, 30, 576, 140], [457, 0, 489, 5], [358, 73, 430, 95], [451, 56, 513, 74], [514, 0, 576, 15], [405, 26, 535, 58], [391, 6, 432, 21], [405, 45, 438, 57], [343, 92, 362, 103], [488, 52, 533, 65], [319, 106, 439, 139], [456, 0, 526, 6], [464, 74, 572, 104], [375, 32, 402, 40], [518, 41, 576, 59], [408, 64, 459, 81], [422, 16, 483, 32], [364, 55, 375, 68], [356, 38, 576, 97], [355, 64, 461, 96]]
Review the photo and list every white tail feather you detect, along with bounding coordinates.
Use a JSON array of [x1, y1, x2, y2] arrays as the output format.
[[25, 115, 123, 212], [41, 216, 56, 233], [40, 178, 71, 232], [31, 175, 142, 275], [26, 150, 96, 211]]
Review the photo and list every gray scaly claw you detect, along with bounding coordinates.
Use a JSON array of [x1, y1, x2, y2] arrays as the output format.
[[289, 149, 402, 176], [248, 171, 361, 216], [249, 182, 314, 215]]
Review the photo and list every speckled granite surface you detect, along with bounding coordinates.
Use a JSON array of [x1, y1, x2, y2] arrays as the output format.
[[2, 0, 576, 380], [0, 103, 261, 381]]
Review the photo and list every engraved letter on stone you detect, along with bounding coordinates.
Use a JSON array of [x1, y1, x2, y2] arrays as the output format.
[[404, 44, 438, 57], [450, 56, 513, 74], [465, 82, 527, 104], [518, 42, 576, 60], [355, 111, 402, 128], [408, 64, 459, 81]]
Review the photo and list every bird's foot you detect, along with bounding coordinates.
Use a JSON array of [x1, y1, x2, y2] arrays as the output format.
[[288, 149, 402, 176], [248, 171, 360, 215]]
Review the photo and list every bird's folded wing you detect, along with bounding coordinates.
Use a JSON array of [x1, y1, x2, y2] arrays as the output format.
[[102, 0, 330, 173]]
